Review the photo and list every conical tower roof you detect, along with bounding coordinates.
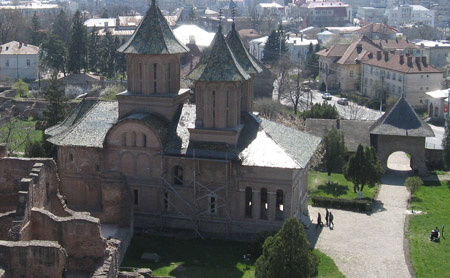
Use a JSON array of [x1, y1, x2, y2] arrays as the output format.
[[226, 22, 263, 74], [370, 95, 434, 137], [187, 26, 250, 82], [118, 0, 188, 54]]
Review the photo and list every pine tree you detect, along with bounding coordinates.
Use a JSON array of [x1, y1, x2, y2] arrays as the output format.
[[40, 34, 67, 75], [262, 25, 288, 65], [304, 42, 320, 79], [30, 12, 42, 46], [99, 30, 116, 78], [68, 10, 88, 74], [321, 128, 347, 184], [114, 37, 126, 76], [43, 73, 68, 127], [52, 9, 71, 43], [344, 145, 384, 193], [255, 217, 318, 278], [443, 126, 450, 169], [87, 27, 100, 73]]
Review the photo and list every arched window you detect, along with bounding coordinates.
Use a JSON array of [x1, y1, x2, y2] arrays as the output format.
[[142, 133, 147, 147], [174, 165, 183, 185], [276, 190, 284, 220], [245, 187, 252, 218], [260, 188, 268, 220], [131, 132, 136, 147], [122, 133, 127, 146]]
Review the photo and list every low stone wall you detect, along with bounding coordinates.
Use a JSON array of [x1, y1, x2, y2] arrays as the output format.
[[0, 240, 66, 277], [30, 208, 106, 272]]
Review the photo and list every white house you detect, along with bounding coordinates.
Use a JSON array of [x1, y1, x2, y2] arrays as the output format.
[[250, 35, 318, 63], [387, 5, 434, 27], [0, 41, 39, 81], [255, 2, 285, 18], [287, 36, 319, 63], [249, 36, 268, 61]]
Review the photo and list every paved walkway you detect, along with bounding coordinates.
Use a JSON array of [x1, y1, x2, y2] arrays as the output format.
[[306, 152, 412, 278]]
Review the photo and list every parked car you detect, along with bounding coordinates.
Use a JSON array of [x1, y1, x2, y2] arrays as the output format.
[[337, 98, 348, 105], [322, 93, 332, 100]]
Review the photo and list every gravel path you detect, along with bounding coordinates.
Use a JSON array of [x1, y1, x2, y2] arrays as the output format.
[[306, 152, 412, 278]]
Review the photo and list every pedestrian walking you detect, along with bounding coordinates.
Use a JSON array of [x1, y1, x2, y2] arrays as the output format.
[[329, 212, 334, 228], [316, 212, 323, 229], [325, 208, 329, 226]]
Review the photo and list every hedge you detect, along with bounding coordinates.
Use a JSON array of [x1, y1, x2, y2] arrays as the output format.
[[311, 196, 372, 212]]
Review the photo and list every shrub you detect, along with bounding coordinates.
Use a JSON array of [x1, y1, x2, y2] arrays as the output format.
[[246, 230, 277, 258], [254, 98, 287, 119], [301, 102, 339, 119], [311, 196, 372, 212], [404, 176, 423, 197], [100, 85, 126, 101], [13, 79, 31, 98], [25, 139, 46, 158]]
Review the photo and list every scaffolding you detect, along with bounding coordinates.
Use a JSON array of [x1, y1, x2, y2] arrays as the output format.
[[159, 151, 241, 238]]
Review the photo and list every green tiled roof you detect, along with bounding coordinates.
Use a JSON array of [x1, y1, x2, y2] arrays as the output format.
[[186, 26, 250, 82], [226, 23, 263, 74], [117, 0, 188, 54], [45, 100, 118, 148]]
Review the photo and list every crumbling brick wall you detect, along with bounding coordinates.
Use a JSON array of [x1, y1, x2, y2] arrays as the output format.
[[30, 209, 106, 273], [0, 240, 66, 278]]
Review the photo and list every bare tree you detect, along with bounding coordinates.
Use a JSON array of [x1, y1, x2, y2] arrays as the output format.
[[0, 108, 34, 154], [274, 56, 292, 102], [341, 102, 367, 120], [0, 10, 26, 44], [280, 64, 309, 114]]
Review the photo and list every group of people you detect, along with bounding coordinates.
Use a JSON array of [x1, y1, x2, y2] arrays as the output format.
[[316, 208, 334, 229], [430, 226, 440, 241]]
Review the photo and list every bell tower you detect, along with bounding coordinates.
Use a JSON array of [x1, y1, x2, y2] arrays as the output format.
[[187, 24, 250, 146], [117, 0, 189, 121], [226, 20, 263, 113]]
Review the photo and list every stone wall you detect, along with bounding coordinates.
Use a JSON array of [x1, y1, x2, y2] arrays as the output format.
[[0, 211, 14, 240], [0, 158, 56, 213], [0, 240, 66, 278], [30, 208, 106, 272]]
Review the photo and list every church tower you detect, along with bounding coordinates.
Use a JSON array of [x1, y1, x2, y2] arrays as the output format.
[[117, 0, 189, 121], [187, 24, 250, 146], [226, 21, 263, 113]]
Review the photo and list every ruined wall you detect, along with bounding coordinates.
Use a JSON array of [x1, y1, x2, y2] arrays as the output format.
[[0, 240, 66, 278], [57, 146, 103, 211], [93, 171, 133, 226], [0, 211, 14, 240], [30, 208, 106, 272], [0, 158, 56, 213]]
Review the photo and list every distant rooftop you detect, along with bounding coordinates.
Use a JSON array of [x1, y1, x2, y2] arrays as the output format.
[[0, 41, 38, 55]]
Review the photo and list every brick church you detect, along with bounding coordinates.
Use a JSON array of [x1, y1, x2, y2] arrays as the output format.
[[46, 0, 320, 237]]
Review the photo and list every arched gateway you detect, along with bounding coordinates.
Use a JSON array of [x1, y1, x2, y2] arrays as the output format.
[[369, 96, 434, 176]]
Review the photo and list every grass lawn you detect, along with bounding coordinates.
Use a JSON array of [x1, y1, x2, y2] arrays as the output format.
[[308, 171, 378, 201], [0, 119, 42, 153], [121, 235, 344, 278], [408, 178, 450, 278]]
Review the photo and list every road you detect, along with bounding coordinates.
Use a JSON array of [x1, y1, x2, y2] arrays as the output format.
[[272, 85, 383, 121], [272, 80, 445, 147]]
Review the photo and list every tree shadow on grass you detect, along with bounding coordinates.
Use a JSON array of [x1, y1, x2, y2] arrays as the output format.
[[411, 196, 422, 203], [317, 182, 349, 197]]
